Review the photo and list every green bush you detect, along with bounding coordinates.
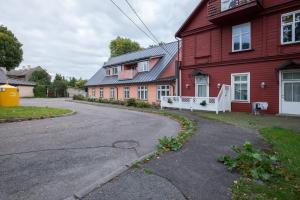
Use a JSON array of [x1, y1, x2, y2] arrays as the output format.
[[136, 100, 151, 108], [73, 95, 85, 100], [33, 85, 47, 97], [124, 98, 137, 107], [87, 98, 96, 102], [218, 142, 282, 181]]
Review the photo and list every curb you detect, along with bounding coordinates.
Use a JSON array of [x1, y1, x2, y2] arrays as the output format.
[[67, 151, 156, 200], [0, 110, 76, 124]]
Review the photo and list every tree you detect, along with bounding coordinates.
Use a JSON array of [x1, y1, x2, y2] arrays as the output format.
[[68, 77, 77, 87], [75, 79, 87, 89], [109, 36, 141, 57], [0, 25, 23, 70], [51, 74, 68, 97], [29, 69, 51, 85]]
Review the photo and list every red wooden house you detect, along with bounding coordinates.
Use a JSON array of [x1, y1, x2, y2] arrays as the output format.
[[176, 0, 300, 115]]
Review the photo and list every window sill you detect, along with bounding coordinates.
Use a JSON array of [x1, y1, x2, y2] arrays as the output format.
[[229, 49, 254, 54], [280, 42, 300, 47], [232, 100, 250, 104]]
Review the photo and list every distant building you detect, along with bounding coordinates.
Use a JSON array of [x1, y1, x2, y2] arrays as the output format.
[[86, 41, 180, 104], [7, 66, 44, 81], [0, 67, 36, 97]]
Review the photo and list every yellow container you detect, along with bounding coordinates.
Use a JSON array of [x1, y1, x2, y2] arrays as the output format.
[[0, 84, 20, 107]]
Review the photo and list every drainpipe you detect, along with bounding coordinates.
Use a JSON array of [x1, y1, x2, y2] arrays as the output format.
[[175, 37, 181, 97]]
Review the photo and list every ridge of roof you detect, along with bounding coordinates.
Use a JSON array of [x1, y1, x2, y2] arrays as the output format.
[[86, 41, 179, 86], [103, 41, 178, 67]]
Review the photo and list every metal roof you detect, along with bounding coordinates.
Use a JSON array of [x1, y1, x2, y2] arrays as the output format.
[[86, 41, 179, 86]]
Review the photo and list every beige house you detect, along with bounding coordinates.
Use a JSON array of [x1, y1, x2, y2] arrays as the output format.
[[0, 68, 36, 97]]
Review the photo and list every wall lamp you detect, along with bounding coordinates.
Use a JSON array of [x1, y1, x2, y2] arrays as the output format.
[[217, 83, 222, 89], [260, 82, 266, 89], [185, 84, 190, 89]]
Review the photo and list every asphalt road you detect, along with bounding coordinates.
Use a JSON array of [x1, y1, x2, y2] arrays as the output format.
[[0, 98, 179, 200]]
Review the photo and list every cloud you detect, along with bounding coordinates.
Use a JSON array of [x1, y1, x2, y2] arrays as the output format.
[[0, 0, 199, 79]]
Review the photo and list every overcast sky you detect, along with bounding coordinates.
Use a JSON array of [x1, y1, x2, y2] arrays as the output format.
[[0, 0, 199, 79]]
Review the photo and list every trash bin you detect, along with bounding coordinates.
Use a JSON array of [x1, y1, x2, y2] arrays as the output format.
[[0, 84, 20, 107]]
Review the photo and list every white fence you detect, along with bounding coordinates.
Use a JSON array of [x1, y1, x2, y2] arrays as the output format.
[[161, 85, 231, 114]]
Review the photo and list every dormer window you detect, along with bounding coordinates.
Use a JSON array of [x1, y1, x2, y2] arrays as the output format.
[[106, 69, 111, 76], [112, 66, 120, 75], [138, 61, 149, 72]]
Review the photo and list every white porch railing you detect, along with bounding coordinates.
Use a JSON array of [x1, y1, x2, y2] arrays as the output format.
[[161, 84, 231, 114]]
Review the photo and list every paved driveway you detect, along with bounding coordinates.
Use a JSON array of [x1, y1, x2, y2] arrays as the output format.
[[0, 98, 179, 200]]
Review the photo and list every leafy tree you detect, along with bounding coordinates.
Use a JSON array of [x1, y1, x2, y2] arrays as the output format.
[[0, 25, 23, 70], [29, 69, 51, 85], [68, 77, 77, 87], [109, 36, 141, 57], [52, 74, 68, 97], [75, 79, 87, 89]]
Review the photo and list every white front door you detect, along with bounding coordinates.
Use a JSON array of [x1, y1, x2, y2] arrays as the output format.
[[281, 70, 300, 115]]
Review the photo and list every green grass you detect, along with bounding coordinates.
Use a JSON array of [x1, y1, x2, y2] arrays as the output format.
[[194, 112, 300, 199], [196, 111, 300, 131], [232, 128, 300, 200], [0, 106, 72, 120]]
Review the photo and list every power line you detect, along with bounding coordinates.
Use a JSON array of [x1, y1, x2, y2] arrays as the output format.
[[124, 0, 172, 56], [109, 0, 157, 45], [109, 0, 172, 56]]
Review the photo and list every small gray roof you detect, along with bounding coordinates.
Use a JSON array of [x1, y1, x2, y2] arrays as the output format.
[[86, 41, 179, 86], [0, 69, 36, 86], [7, 66, 43, 77]]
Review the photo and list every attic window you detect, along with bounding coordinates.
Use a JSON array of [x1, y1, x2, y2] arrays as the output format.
[[106, 69, 111, 76], [138, 61, 149, 72]]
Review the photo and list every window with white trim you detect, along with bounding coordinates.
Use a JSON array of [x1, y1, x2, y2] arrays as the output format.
[[281, 10, 300, 44], [138, 61, 149, 72], [232, 23, 251, 52], [157, 85, 170, 100], [110, 87, 115, 99], [112, 66, 120, 75], [106, 69, 111, 76], [91, 88, 96, 97], [138, 86, 148, 100], [231, 73, 250, 102], [124, 87, 130, 99], [195, 75, 209, 97], [99, 88, 104, 98]]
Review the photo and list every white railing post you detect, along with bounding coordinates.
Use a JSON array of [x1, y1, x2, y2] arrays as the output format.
[[190, 98, 193, 112], [179, 97, 182, 110]]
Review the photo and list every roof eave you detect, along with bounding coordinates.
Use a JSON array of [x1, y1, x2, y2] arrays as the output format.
[[175, 0, 208, 38]]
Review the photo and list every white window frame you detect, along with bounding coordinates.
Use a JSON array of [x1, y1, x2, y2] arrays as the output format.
[[232, 22, 251, 52], [231, 72, 250, 103], [112, 66, 120, 75], [156, 85, 170, 101], [110, 87, 116, 99], [138, 85, 148, 100], [99, 88, 104, 98], [106, 69, 111, 76], [281, 10, 300, 45], [91, 88, 96, 98], [124, 86, 130, 99], [195, 75, 209, 97], [138, 61, 150, 72]]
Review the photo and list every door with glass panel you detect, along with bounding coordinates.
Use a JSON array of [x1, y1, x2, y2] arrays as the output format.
[[281, 71, 300, 115], [195, 75, 209, 97]]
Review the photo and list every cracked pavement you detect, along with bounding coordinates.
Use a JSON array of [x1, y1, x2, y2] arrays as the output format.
[[0, 98, 180, 200]]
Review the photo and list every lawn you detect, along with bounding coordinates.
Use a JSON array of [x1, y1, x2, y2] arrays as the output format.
[[196, 111, 300, 131], [0, 106, 72, 121], [195, 111, 300, 199]]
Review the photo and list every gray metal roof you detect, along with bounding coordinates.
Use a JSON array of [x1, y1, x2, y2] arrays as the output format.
[[86, 41, 179, 86], [0, 68, 36, 86]]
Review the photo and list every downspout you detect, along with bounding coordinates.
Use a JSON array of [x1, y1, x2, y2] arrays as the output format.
[[175, 37, 181, 96]]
